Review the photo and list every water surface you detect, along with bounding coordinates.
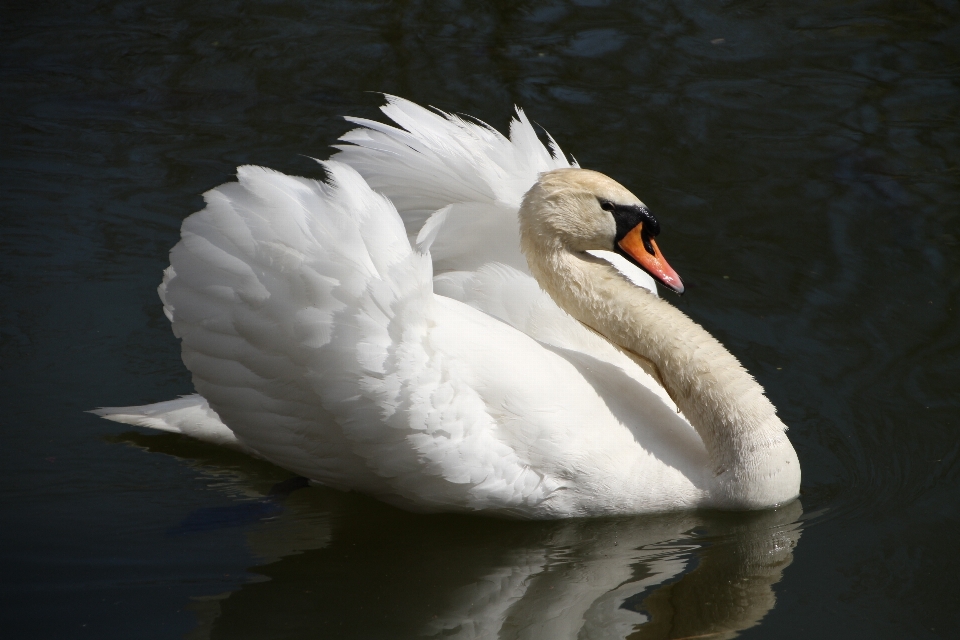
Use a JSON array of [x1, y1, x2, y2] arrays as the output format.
[[2, 1, 959, 638]]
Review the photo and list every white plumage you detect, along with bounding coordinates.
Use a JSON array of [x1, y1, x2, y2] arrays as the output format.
[[95, 97, 799, 518]]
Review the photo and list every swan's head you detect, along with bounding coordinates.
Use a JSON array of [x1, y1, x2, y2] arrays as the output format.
[[519, 168, 684, 294]]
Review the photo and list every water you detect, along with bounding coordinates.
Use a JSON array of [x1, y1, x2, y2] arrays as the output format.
[[2, 1, 958, 637]]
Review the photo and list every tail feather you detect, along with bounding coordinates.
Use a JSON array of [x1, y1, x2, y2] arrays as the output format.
[[91, 395, 256, 455]]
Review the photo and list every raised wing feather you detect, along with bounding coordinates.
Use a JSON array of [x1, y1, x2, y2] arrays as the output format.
[[333, 95, 576, 275], [163, 164, 393, 496]]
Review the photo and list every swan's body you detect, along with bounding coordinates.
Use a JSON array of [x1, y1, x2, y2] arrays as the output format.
[[96, 98, 799, 518]]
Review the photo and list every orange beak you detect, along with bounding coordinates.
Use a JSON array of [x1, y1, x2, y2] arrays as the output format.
[[617, 223, 684, 294]]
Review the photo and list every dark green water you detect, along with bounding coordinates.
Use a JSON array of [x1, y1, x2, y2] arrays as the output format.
[[2, 1, 958, 638]]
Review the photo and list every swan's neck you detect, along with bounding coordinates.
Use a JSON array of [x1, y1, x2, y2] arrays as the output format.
[[527, 248, 799, 507]]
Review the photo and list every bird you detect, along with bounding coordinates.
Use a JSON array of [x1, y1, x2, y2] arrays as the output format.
[[94, 97, 800, 519]]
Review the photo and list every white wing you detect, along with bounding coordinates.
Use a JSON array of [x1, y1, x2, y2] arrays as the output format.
[[156, 162, 531, 512], [160, 163, 395, 497], [334, 95, 575, 244], [334, 96, 568, 276]]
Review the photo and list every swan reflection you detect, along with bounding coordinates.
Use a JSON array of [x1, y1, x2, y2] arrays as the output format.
[[423, 506, 801, 640], [121, 433, 802, 639]]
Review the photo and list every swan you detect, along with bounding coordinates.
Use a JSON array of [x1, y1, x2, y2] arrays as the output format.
[[95, 97, 800, 518]]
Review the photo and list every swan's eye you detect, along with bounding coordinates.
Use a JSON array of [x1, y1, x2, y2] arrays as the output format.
[[599, 200, 615, 212]]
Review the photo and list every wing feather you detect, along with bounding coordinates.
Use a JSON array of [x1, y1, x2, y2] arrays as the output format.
[[333, 95, 576, 276], [162, 161, 571, 513]]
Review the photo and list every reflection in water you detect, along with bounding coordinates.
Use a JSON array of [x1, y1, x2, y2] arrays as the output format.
[[119, 432, 802, 639], [426, 505, 801, 640]]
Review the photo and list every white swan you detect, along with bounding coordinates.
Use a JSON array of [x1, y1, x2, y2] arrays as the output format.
[[95, 97, 800, 518]]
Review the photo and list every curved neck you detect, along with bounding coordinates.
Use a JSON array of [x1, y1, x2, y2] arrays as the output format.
[[525, 248, 799, 507]]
